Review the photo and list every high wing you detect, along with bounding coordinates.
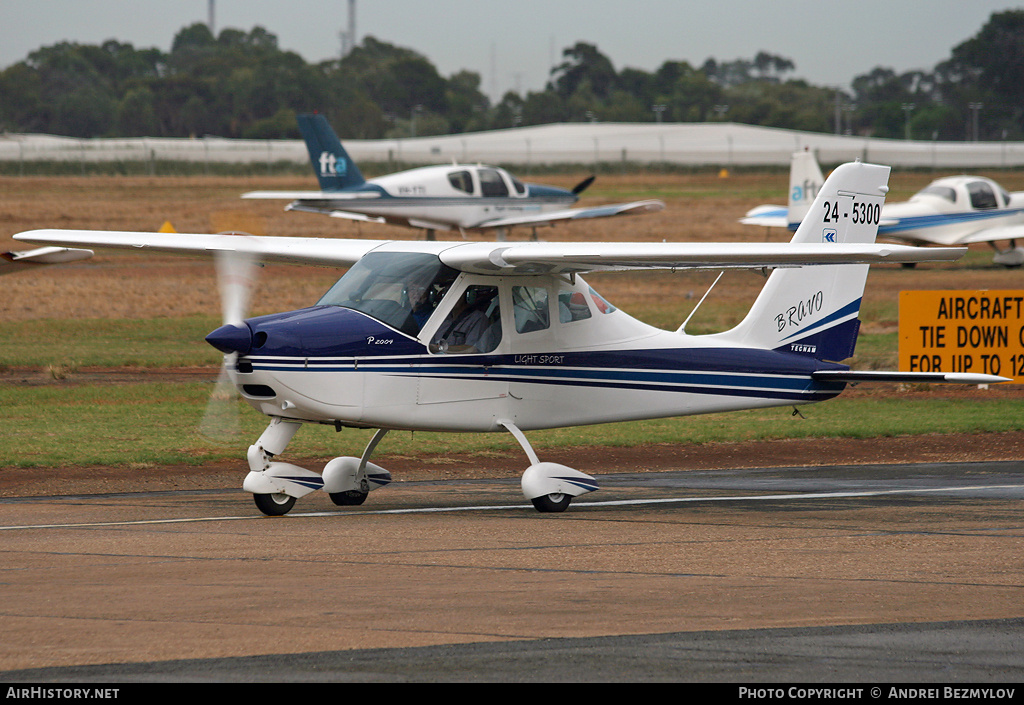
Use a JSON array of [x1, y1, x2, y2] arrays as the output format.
[[0, 245, 93, 275], [473, 199, 665, 229], [13, 230, 387, 268], [439, 240, 966, 275], [14, 229, 966, 275]]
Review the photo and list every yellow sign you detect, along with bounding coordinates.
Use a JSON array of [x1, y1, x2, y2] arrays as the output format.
[[899, 290, 1024, 382]]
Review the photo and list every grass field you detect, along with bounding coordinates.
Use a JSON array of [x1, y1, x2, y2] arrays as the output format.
[[2, 170, 1022, 469]]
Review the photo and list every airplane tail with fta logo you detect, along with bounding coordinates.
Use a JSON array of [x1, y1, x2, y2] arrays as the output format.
[[296, 113, 366, 191], [709, 160, 890, 363], [785, 148, 826, 230], [740, 149, 826, 231]]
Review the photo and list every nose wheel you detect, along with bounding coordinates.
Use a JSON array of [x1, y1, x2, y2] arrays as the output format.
[[253, 492, 296, 516]]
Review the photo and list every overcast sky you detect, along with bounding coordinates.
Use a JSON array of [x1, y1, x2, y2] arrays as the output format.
[[1, 1, 1017, 100]]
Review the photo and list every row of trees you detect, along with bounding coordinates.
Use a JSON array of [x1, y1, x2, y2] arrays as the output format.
[[1, 11, 1022, 142]]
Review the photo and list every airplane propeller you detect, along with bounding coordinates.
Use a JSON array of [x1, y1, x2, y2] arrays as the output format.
[[199, 245, 260, 444], [572, 175, 596, 195]]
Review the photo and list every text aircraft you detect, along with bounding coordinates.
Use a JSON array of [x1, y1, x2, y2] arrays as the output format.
[[16, 162, 1007, 516], [742, 150, 1024, 266], [1, 245, 92, 275], [242, 113, 664, 240]]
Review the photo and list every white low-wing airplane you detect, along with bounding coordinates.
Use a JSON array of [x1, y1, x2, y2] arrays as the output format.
[[15, 162, 1008, 516], [242, 113, 664, 240], [742, 150, 1024, 266]]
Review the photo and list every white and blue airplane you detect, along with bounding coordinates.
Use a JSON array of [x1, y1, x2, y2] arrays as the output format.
[[742, 149, 1024, 266], [242, 113, 664, 240], [15, 162, 1007, 516]]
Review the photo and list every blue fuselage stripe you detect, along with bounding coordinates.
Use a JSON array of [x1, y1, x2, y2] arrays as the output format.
[[879, 207, 1024, 234], [243, 349, 845, 402]]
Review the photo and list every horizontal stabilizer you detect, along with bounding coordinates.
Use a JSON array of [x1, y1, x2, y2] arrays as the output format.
[[242, 191, 380, 200], [812, 370, 1010, 385]]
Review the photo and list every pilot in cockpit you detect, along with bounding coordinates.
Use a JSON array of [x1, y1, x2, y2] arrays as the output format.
[[430, 285, 501, 354]]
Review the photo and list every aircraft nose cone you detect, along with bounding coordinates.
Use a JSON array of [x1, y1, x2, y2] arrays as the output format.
[[206, 323, 253, 355]]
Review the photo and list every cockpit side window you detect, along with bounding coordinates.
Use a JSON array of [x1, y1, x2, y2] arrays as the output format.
[[317, 252, 458, 336], [448, 170, 474, 194], [478, 168, 509, 197], [967, 181, 998, 210], [512, 286, 550, 334], [430, 285, 502, 354]]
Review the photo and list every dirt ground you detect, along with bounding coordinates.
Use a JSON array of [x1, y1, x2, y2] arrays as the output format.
[[2, 413, 1021, 498], [2, 172, 1022, 498]]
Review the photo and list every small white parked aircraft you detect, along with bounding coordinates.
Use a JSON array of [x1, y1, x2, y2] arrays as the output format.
[[15, 162, 1007, 516], [742, 150, 1024, 266], [242, 113, 664, 240], [0, 245, 92, 275]]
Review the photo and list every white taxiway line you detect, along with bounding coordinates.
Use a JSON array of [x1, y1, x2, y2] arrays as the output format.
[[1, 484, 1021, 531]]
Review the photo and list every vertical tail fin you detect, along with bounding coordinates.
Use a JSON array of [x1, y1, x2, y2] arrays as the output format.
[[715, 161, 891, 362], [297, 113, 366, 191], [786, 149, 826, 230]]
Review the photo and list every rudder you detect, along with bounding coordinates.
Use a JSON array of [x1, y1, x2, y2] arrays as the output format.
[[713, 161, 890, 362], [297, 113, 366, 191]]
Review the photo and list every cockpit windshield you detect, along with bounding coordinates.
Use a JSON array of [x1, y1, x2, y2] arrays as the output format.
[[317, 252, 459, 336], [916, 185, 957, 203]]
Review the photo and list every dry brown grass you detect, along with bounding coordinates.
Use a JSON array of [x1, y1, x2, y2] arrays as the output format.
[[3, 171, 1023, 324]]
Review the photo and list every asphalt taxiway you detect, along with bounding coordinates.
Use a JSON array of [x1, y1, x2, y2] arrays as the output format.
[[1, 460, 1022, 681]]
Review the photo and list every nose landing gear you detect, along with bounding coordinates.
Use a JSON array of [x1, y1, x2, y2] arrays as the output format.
[[244, 419, 392, 516]]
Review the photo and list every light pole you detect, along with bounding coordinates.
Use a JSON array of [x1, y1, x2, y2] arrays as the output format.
[[411, 104, 422, 138], [901, 103, 915, 141], [968, 102, 983, 142]]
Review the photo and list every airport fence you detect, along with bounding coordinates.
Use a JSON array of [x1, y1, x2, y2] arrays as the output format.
[[2, 122, 1023, 175]]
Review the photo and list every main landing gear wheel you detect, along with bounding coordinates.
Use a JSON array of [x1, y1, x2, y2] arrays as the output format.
[[531, 492, 571, 513], [329, 489, 368, 506], [253, 492, 296, 516]]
